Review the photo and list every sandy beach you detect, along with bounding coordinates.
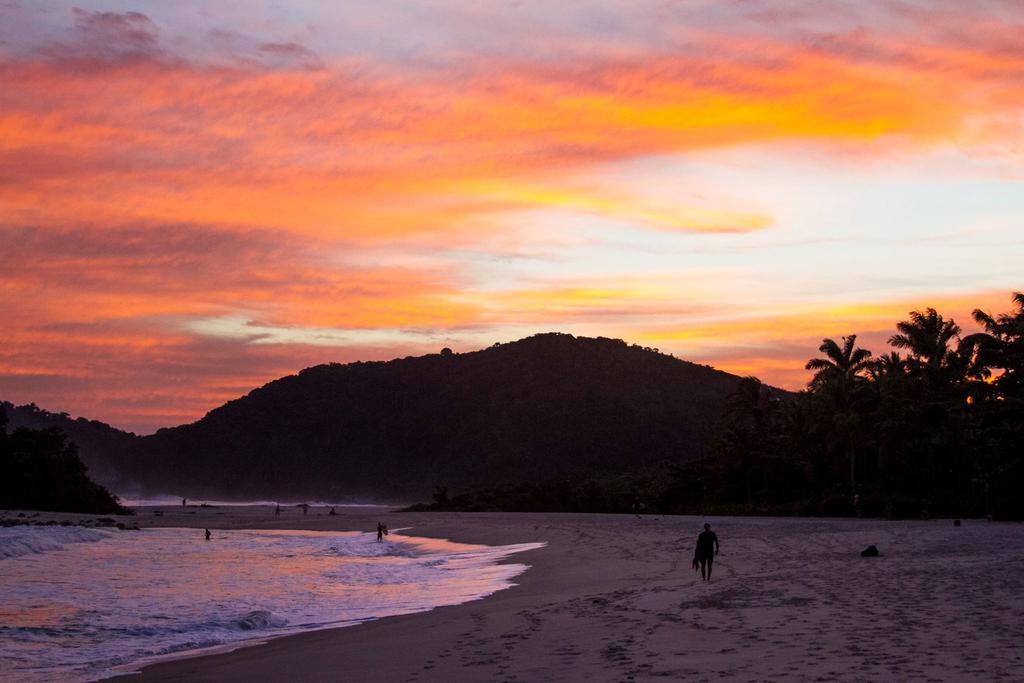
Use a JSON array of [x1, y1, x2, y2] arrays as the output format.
[[80, 506, 1020, 682]]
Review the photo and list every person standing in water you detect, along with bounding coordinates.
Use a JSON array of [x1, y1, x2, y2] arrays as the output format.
[[693, 523, 720, 581], [376, 522, 384, 542], [204, 528, 211, 541]]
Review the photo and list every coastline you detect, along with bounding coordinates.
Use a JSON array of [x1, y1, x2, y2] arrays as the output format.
[[7, 506, 1021, 680], [95, 506, 1024, 681], [109, 505, 558, 682]]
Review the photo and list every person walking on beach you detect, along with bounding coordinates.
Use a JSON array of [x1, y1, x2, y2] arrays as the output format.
[[204, 528, 211, 541], [693, 523, 719, 581], [377, 522, 384, 542]]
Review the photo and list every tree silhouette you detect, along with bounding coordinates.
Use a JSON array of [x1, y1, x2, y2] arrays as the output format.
[[867, 351, 905, 384], [693, 292, 1021, 519], [806, 336, 872, 398], [967, 292, 1024, 399], [963, 292, 1024, 516], [805, 335, 873, 497], [889, 308, 962, 385], [1, 410, 127, 514], [716, 377, 777, 512]]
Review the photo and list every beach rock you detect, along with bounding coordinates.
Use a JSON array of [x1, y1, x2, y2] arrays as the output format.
[[860, 545, 880, 557]]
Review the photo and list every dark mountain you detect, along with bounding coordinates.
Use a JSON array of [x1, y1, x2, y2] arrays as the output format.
[[2, 401, 137, 491], [126, 334, 751, 501], [3, 334, 761, 502]]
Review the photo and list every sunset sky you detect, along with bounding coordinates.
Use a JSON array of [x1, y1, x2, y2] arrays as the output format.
[[2, 1, 1022, 433]]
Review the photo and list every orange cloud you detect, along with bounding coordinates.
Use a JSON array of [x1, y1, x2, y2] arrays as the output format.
[[3, 21, 1022, 241], [2, 6, 1023, 432], [636, 290, 1015, 390], [0, 225, 480, 329]]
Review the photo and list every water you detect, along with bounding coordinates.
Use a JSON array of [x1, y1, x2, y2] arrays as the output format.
[[117, 496, 391, 508], [0, 526, 542, 682]]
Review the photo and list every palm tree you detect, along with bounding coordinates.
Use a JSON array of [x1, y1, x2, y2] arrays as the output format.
[[963, 293, 1024, 518], [867, 351, 905, 385], [890, 308, 980, 515], [967, 292, 1024, 399], [866, 352, 901, 483], [806, 335, 873, 403], [889, 308, 962, 383], [805, 335, 872, 500]]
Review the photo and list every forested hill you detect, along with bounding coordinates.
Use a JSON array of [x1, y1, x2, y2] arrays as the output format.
[[2, 401, 137, 492], [127, 334, 750, 501]]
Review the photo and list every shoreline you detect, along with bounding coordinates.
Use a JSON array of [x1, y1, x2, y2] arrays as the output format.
[[110, 505, 555, 682], [5, 507, 1022, 681], [1, 507, 544, 682]]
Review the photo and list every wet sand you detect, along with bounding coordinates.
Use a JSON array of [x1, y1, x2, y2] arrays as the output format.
[[102, 507, 1023, 681]]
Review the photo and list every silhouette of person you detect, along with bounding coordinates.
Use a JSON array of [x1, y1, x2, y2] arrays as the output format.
[[275, 504, 281, 516], [694, 523, 720, 581], [204, 528, 211, 541], [329, 506, 337, 516], [182, 498, 186, 507], [302, 504, 308, 516], [377, 522, 384, 542]]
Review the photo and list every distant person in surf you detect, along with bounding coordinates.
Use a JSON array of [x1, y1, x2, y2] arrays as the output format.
[[377, 522, 384, 542], [329, 507, 337, 516], [204, 528, 211, 541], [693, 523, 719, 581], [182, 498, 186, 507], [275, 504, 281, 515]]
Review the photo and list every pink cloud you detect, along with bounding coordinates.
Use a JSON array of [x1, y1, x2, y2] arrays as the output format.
[[1, 4, 1022, 430]]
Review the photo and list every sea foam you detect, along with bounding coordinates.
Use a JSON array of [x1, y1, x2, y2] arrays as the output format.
[[0, 526, 110, 560], [234, 609, 288, 630], [0, 526, 541, 683]]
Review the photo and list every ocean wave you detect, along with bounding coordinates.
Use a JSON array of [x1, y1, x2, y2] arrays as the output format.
[[234, 610, 288, 631], [0, 527, 110, 560], [418, 558, 448, 567], [150, 636, 228, 658], [119, 496, 391, 508], [0, 527, 539, 683], [3, 610, 290, 642], [319, 540, 417, 559]]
